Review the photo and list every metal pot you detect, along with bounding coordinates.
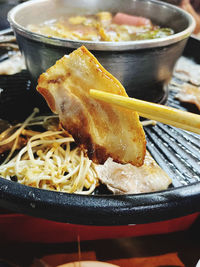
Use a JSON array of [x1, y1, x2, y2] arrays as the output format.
[[8, 0, 195, 102]]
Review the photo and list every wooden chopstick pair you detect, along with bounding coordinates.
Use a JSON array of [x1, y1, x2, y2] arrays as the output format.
[[90, 89, 200, 135]]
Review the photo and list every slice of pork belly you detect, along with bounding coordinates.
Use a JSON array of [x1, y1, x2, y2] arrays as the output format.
[[174, 57, 200, 86], [95, 152, 172, 194], [37, 46, 146, 166], [176, 83, 200, 111]]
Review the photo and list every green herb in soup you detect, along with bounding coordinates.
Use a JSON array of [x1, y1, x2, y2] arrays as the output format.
[[28, 12, 174, 42]]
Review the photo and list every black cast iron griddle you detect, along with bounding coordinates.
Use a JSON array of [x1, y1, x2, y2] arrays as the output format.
[[0, 37, 200, 226]]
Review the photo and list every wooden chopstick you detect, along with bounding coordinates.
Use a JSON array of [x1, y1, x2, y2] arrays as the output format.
[[90, 89, 200, 135]]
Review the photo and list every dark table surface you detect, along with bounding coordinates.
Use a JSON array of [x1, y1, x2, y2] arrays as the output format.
[[0, 1, 21, 31]]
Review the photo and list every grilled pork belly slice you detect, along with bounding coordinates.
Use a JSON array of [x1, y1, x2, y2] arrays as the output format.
[[176, 83, 200, 111], [95, 152, 172, 194], [174, 57, 200, 86], [0, 52, 25, 75], [37, 46, 146, 166]]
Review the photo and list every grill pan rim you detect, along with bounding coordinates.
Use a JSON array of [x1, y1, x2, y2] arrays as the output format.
[[0, 176, 200, 225]]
